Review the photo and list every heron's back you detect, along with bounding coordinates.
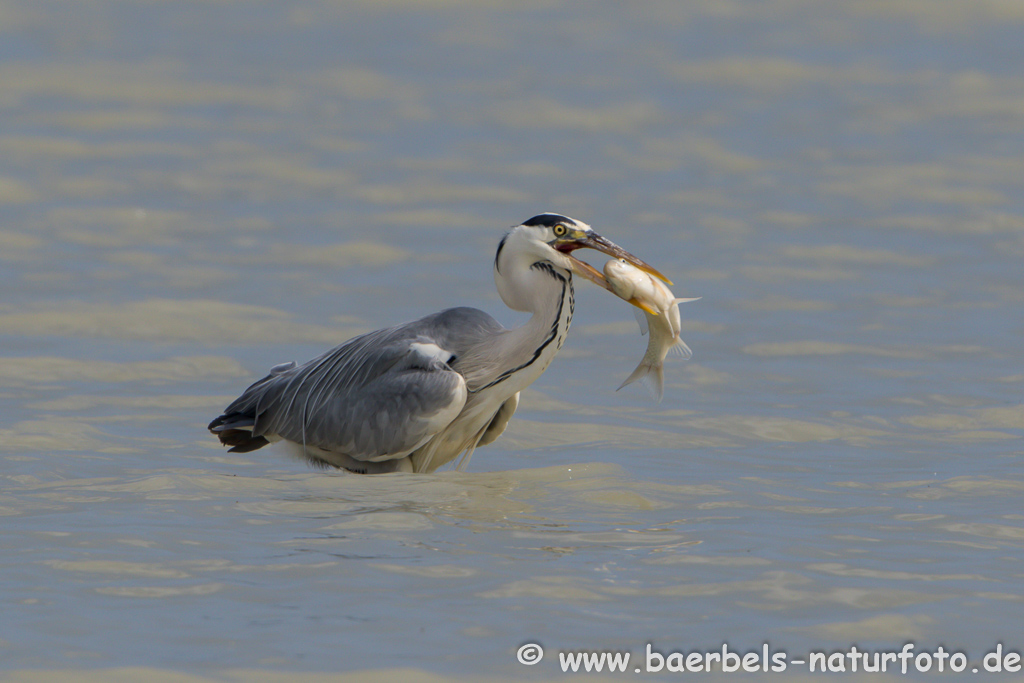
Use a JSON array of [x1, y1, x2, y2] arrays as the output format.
[[208, 307, 509, 468]]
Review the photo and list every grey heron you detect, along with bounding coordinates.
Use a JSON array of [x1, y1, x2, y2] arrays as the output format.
[[208, 214, 667, 474]]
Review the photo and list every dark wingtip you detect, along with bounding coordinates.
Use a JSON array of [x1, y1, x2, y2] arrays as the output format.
[[210, 412, 268, 453], [226, 435, 270, 453]]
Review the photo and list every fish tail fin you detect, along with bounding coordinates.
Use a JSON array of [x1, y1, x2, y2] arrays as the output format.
[[617, 360, 665, 402], [616, 362, 648, 391], [648, 364, 664, 402]]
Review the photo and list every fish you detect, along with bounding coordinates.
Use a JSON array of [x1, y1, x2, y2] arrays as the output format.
[[603, 258, 699, 401]]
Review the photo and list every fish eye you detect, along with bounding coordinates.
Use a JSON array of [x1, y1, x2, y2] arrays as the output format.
[[553, 224, 567, 237]]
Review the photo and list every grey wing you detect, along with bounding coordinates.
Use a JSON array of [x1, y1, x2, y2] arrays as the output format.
[[215, 331, 467, 463]]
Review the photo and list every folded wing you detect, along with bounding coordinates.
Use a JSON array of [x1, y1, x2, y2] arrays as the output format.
[[209, 328, 467, 464]]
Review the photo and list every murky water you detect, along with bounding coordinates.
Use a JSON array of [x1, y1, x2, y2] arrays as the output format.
[[2, 1, 1022, 680]]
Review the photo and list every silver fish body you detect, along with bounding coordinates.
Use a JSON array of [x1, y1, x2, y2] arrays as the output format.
[[603, 259, 698, 401]]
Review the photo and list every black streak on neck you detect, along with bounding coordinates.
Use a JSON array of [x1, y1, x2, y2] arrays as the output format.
[[470, 264, 572, 394]]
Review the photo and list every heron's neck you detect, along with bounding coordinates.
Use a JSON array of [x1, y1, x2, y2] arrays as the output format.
[[497, 262, 575, 388], [523, 260, 574, 336], [474, 262, 574, 394]]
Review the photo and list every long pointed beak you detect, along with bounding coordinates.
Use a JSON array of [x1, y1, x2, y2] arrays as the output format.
[[564, 233, 673, 287], [567, 255, 614, 291]]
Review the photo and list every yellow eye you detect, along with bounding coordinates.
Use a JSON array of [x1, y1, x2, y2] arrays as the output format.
[[553, 224, 567, 237]]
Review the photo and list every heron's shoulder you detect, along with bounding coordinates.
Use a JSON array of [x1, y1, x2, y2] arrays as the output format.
[[360, 307, 502, 342], [429, 307, 505, 333], [295, 307, 502, 372]]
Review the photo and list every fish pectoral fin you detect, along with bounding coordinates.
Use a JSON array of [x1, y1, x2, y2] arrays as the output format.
[[632, 307, 650, 335]]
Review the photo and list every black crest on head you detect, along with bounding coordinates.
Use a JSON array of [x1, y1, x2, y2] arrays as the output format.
[[522, 213, 573, 229]]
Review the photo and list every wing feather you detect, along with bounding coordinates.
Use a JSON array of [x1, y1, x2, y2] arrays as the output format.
[[211, 307, 505, 464]]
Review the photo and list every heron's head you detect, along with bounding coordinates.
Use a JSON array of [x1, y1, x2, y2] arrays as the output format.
[[496, 213, 670, 294]]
